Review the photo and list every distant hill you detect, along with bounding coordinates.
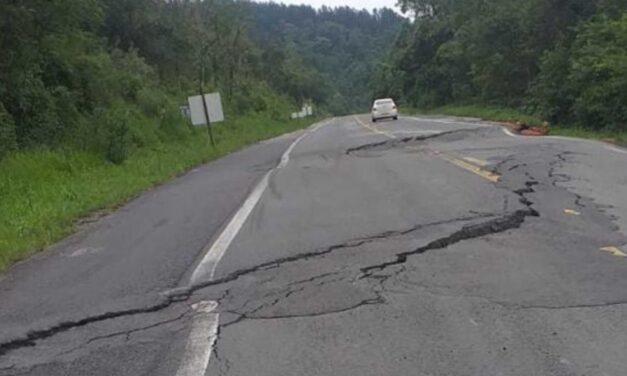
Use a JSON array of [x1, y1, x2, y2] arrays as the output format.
[[246, 3, 404, 114]]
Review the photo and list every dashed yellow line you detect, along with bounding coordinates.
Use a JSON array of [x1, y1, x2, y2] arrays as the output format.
[[442, 155, 500, 183], [600, 246, 627, 257], [462, 157, 489, 167], [353, 117, 499, 183], [353, 116, 396, 139], [563, 209, 581, 216]]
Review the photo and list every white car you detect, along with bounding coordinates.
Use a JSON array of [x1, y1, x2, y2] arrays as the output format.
[[371, 98, 398, 122]]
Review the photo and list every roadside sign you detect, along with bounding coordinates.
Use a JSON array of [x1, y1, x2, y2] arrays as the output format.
[[289, 104, 314, 120], [179, 105, 191, 119], [188, 93, 224, 126]]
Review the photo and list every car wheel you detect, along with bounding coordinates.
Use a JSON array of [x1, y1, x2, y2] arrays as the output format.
[[393, 116, 398, 120], [372, 118, 377, 123]]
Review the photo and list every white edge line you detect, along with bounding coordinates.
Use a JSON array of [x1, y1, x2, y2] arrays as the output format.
[[605, 145, 627, 155], [502, 128, 518, 137], [176, 119, 330, 376], [404, 116, 492, 128], [176, 301, 219, 376], [189, 119, 329, 284], [188, 170, 271, 284]]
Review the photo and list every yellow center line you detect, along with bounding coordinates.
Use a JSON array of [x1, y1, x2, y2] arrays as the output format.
[[353, 116, 396, 139], [441, 155, 500, 183], [462, 157, 489, 167], [600, 246, 627, 257], [352, 118, 499, 183]]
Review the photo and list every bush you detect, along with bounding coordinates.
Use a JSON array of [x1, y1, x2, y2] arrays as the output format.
[[0, 102, 17, 159], [158, 109, 190, 142], [569, 14, 627, 130], [105, 121, 130, 165], [92, 106, 132, 164], [527, 46, 574, 123], [7, 72, 63, 148], [529, 12, 627, 130], [110, 48, 156, 103], [137, 87, 169, 118]]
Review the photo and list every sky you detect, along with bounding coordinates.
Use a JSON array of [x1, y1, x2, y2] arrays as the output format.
[[253, 0, 401, 12]]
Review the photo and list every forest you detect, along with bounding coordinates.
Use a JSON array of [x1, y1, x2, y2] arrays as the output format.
[[372, 0, 627, 130], [4, 0, 625, 163], [0, 0, 401, 162], [247, 3, 401, 113]]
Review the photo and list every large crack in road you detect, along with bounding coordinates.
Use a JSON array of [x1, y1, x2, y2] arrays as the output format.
[[345, 128, 485, 155], [0, 213, 498, 358], [360, 207, 538, 277]]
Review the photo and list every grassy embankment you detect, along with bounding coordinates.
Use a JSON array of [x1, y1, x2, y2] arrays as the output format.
[[0, 114, 320, 271], [409, 104, 627, 144]]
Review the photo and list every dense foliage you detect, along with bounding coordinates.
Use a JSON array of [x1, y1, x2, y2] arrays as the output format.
[[0, 0, 402, 162], [372, 0, 627, 130], [248, 3, 402, 114]]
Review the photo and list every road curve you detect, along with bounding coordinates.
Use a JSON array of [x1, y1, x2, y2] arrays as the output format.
[[1, 115, 627, 376]]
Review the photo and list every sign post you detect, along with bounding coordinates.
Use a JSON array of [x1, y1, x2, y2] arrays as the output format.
[[188, 92, 225, 148], [199, 87, 215, 147]]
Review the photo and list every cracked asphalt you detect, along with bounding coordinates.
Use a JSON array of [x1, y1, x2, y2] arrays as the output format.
[[2, 115, 627, 375]]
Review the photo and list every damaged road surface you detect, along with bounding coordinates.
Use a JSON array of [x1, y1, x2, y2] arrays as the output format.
[[2, 116, 627, 376]]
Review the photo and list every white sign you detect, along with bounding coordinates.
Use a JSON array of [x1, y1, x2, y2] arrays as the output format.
[[290, 104, 314, 120], [179, 105, 191, 119], [188, 92, 225, 126]]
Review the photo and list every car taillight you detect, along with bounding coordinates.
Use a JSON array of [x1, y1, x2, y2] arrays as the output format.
[[372, 107, 378, 111], [392, 106, 396, 109]]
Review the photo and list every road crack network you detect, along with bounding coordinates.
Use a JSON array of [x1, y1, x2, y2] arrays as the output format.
[[0, 213, 497, 358], [1, 150, 613, 367], [345, 128, 483, 155], [360, 178, 539, 277]]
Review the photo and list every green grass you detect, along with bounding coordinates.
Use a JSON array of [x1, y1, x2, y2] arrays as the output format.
[[0, 114, 320, 270], [549, 124, 627, 144]]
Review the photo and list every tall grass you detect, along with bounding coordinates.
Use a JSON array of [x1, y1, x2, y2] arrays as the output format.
[[0, 114, 319, 270]]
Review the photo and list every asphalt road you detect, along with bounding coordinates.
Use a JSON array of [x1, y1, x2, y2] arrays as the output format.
[[1, 115, 627, 376]]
